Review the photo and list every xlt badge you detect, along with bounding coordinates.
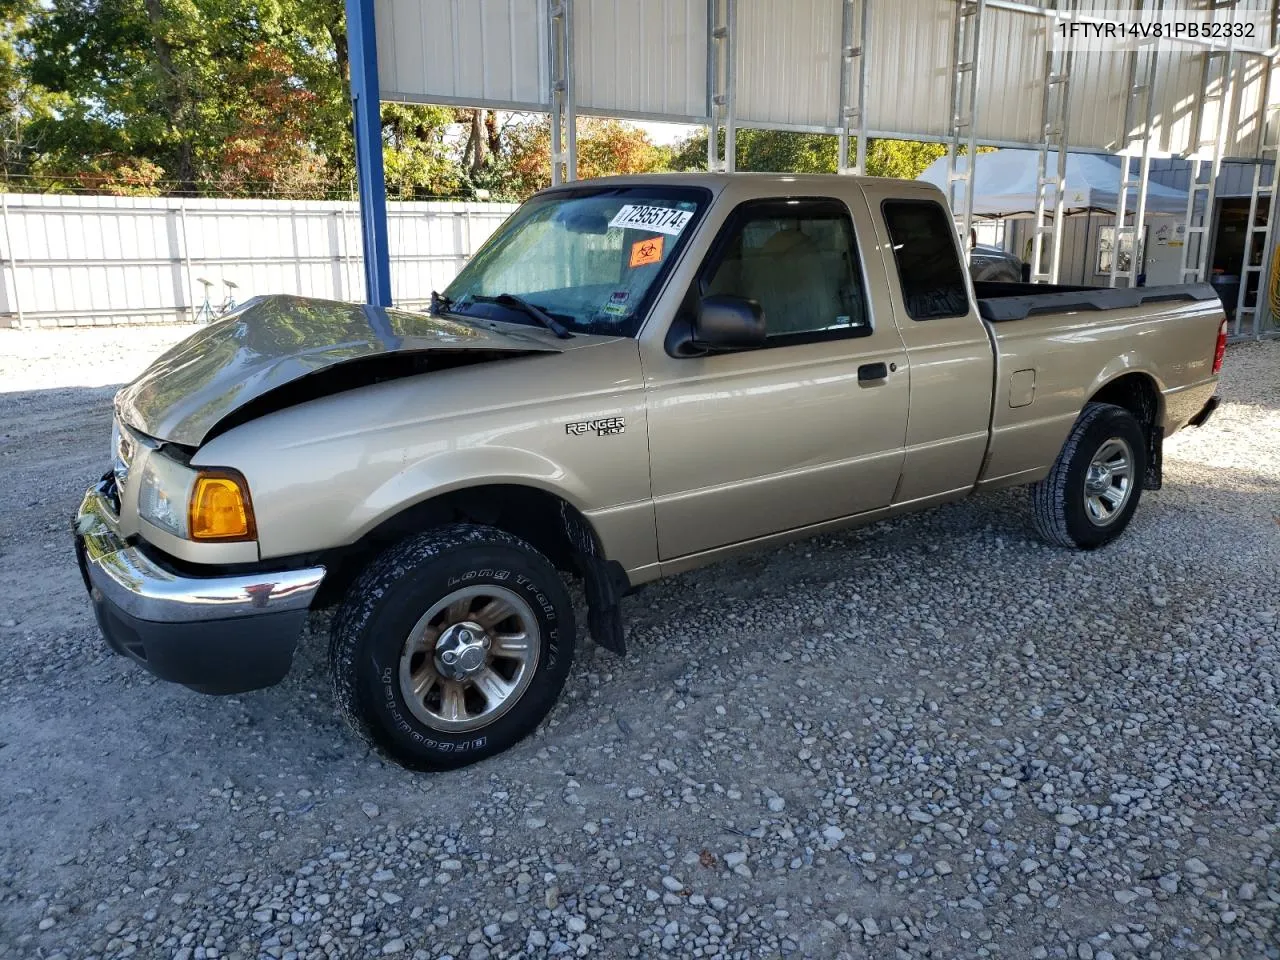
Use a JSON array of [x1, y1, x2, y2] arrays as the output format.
[[565, 417, 626, 437]]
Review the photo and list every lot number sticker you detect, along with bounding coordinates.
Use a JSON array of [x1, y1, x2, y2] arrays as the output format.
[[609, 204, 692, 236], [629, 235, 664, 268]]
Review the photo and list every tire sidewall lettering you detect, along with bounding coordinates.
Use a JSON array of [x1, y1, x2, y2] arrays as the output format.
[[449, 569, 510, 587]]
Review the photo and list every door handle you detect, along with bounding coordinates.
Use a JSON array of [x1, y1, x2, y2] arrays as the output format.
[[857, 362, 889, 382]]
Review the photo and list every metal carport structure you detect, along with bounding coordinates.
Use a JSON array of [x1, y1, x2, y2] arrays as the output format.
[[344, 0, 1280, 339]]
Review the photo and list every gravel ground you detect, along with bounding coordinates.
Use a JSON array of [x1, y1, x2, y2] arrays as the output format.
[[0, 325, 1277, 960]]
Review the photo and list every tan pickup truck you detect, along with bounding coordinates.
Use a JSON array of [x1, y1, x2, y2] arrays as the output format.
[[74, 173, 1225, 770]]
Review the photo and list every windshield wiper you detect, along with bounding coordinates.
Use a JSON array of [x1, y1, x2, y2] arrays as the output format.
[[467, 293, 574, 340], [429, 290, 454, 315]]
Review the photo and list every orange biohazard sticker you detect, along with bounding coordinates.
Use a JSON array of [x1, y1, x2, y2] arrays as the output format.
[[629, 235, 664, 268]]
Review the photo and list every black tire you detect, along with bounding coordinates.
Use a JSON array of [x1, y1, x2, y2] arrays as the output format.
[[1030, 402, 1147, 550], [329, 523, 575, 771]]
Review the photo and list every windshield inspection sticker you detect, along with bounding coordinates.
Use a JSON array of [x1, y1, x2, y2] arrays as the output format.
[[609, 204, 693, 236], [601, 290, 631, 317], [629, 235, 664, 268]]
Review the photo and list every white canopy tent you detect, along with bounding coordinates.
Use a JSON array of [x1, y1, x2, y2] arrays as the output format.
[[917, 150, 1189, 219]]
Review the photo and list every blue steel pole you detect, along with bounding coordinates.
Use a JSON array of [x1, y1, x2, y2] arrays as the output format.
[[345, 0, 392, 306]]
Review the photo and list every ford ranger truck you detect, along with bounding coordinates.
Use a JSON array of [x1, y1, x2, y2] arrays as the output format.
[[74, 174, 1225, 770]]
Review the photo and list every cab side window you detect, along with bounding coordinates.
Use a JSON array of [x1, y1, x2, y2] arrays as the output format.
[[881, 199, 970, 320], [701, 199, 870, 341]]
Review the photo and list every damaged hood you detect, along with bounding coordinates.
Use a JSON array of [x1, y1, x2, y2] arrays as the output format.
[[115, 295, 564, 446]]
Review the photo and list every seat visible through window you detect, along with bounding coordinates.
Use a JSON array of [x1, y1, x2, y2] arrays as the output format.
[[702, 202, 868, 339]]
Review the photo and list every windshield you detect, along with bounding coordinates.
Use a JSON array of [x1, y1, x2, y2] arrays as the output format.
[[442, 185, 710, 337]]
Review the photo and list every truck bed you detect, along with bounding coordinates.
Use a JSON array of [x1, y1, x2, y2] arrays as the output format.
[[973, 282, 1224, 492], [973, 280, 1222, 322]]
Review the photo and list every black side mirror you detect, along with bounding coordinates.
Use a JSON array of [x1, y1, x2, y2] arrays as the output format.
[[692, 294, 766, 351]]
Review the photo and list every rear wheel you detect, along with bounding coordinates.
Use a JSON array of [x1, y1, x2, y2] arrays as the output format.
[[1030, 402, 1147, 549], [330, 524, 575, 770]]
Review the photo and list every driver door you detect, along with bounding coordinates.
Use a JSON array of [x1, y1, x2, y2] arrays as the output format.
[[641, 194, 910, 561]]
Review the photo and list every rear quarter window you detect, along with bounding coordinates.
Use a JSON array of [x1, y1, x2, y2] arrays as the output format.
[[882, 200, 970, 321]]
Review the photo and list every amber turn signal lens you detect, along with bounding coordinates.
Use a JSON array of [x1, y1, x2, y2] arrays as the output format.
[[189, 471, 257, 541]]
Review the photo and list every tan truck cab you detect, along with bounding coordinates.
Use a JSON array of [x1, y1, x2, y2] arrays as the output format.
[[74, 174, 1225, 770]]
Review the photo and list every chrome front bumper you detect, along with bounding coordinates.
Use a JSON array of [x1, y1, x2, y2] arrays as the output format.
[[75, 482, 326, 694]]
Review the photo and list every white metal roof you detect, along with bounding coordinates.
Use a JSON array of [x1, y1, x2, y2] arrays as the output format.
[[374, 0, 1277, 157]]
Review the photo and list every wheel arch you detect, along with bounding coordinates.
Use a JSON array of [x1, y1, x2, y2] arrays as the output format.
[[327, 481, 600, 583], [317, 482, 631, 653], [1085, 370, 1164, 490], [1086, 369, 1163, 428]]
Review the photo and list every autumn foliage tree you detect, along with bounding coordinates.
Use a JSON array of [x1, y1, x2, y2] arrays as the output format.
[[214, 44, 328, 197], [12, 0, 352, 196], [499, 117, 672, 199]]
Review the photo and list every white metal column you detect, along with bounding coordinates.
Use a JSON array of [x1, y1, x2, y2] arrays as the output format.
[[1030, 0, 1074, 284], [0, 192, 23, 328], [946, 0, 986, 241], [178, 201, 195, 317], [1109, 8, 1160, 289], [1255, 1, 1280, 340], [838, 0, 871, 175], [706, 0, 735, 172], [1234, 55, 1280, 338], [548, 0, 577, 185], [1180, 34, 1235, 283]]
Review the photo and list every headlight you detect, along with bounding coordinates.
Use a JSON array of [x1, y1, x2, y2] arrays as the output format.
[[137, 454, 197, 537], [137, 454, 256, 542]]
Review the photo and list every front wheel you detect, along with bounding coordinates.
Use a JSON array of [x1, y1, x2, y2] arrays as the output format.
[[330, 524, 575, 770], [1030, 402, 1147, 550]]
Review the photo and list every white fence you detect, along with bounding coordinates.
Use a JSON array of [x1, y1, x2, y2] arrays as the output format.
[[0, 193, 519, 329]]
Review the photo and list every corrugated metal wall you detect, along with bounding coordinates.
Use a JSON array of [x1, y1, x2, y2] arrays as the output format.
[[975, 5, 1048, 145], [0, 195, 517, 329], [377, 0, 548, 107], [574, 0, 707, 120], [1146, 157, 1274, 196], [372, 0, 1276, 159], [864, 0, 953, 138], [734, 0, 842, 129]]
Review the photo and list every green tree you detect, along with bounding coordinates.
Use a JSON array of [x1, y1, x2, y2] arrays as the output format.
[[670, 128, 950, 181], [0, 0, 67, 187], [22, 0, 213, 192], [670, 128, 835, 173], [10, 0, 484, 198], [14, 0, 352, 195], [865, 139, 948, 179], [381, 102, 461, 199]]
